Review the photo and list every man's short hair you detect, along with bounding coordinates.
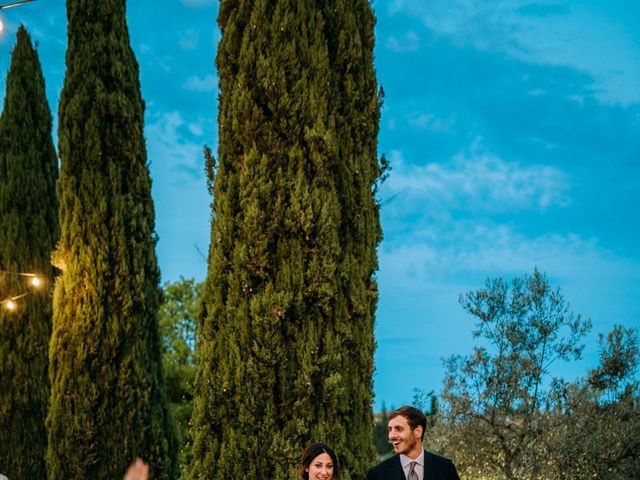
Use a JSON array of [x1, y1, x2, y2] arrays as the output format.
[[389, 405, 427, 440]]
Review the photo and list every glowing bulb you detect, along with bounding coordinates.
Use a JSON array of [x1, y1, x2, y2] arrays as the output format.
[[6, 300, 16, 311], [31, 276, 41, 287]]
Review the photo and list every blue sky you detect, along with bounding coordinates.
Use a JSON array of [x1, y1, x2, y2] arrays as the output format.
[[1, 0, 638, 411]]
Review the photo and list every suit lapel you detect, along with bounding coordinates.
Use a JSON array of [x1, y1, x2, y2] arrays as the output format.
[[423, 452, 438, 480], [393, 455, 406, 480]]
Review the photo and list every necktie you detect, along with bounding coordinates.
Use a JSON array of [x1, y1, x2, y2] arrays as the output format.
[[408, 461, 419, 480]]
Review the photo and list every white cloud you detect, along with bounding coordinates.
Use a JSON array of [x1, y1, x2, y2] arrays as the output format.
[[383, 142, 571, 214], [380, 208, 640, 301], [146, 111, 202, 177], [405, 112, 455, 132], [159, 61, 172, 74], [412, 226, 610, 278], [183, 73, 217, 92], [188, 122, 204, 136], [179, 29, 199, 50], [387, 0, 640, 105], [389, 0, 524, 44], [378, 220, 640, 338], [386, 31, 420, 52], [179, 0, 215, 6], [145, 111, 211, 282], [375, 177, 640, 406], [387, 118, 398, 131]]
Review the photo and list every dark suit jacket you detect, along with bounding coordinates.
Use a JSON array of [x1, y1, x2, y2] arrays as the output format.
[[366, 451, 460, 480]]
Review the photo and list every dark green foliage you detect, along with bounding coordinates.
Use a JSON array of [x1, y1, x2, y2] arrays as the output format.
[[46, 1, 177, 478], [546, 325, 640, 480], [190, 1, 382, 479], [159, 278, 202, 476], [0, 25, 58, 480], [373, 406, 393, 458]]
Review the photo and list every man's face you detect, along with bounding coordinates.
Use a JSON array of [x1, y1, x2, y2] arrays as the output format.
[[388, 415, 423, 458]]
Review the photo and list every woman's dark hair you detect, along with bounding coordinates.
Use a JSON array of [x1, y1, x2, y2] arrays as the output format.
[[300, 443, 340, 479]]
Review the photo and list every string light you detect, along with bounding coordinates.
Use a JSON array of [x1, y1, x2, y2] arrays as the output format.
[[0, 1, 38, 35], [0, 1, 37, 11], [0, 270, 46, 312]]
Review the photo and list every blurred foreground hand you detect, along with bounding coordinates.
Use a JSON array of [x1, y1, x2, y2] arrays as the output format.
[[124, 458, 149, 480]]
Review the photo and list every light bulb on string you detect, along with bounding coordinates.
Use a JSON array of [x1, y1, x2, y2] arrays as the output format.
[[0, 1, 38, 40], [0, 270, 45, 309]]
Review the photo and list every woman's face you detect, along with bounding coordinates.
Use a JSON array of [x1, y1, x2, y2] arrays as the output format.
[[306, 452, 334, 480]]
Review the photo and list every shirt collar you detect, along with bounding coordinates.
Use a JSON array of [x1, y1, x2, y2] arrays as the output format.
[[399, 448, 424, 469]]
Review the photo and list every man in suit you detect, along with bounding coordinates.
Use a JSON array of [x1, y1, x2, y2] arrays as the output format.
[[366, 406, 460, 480]]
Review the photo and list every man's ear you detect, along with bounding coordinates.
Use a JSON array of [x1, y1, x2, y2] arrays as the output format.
[[414, 425, 424, 440]]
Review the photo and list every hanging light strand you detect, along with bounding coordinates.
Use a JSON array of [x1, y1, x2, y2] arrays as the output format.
[[0, 269, 41, 276], [0, 270, 45, 312]]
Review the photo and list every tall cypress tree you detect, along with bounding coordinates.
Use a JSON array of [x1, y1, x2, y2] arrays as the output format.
[[190, 1, 382, 479], [0, 26, 58, 480], [47, 1, 177, 478]]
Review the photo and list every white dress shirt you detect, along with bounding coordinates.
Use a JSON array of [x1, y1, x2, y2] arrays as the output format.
[[400, 448, 425, 480]]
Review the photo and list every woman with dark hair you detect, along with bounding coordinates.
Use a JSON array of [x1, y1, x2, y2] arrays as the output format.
[[300, 443, 340, 480]]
